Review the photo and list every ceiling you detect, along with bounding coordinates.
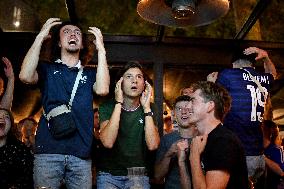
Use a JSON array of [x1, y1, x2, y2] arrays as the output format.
[[0, 0, 283, 128]]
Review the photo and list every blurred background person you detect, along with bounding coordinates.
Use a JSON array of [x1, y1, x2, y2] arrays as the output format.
[[92, 108, 100, 188], [0, 57, 14, 110], [19, 117, 38, 151], [0, 108, 34, 188], [263, 120, 284, 189], [163, 116, 173, 135], [93, 108, 100, 140]]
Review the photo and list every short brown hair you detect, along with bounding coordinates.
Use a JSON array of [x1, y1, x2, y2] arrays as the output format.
[[190, 81, 231, 121]]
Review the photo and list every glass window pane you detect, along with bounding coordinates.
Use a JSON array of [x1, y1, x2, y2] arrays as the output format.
[[74, 0, 158, 35], [0, 0, 69, 32]]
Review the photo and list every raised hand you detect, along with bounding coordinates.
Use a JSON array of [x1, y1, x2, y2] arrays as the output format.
[[39, 18, 62, 41], [244, 47, 269, 61], [140, 81, 152, 109], [115, 77, 124, 104], [207, 72, 218, 83], [190, 135, 208, 156], [1, 57, 14, 79], [88, 27, 105, 53]]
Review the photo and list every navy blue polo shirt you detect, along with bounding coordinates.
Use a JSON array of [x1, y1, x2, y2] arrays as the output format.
[[35, 60, 96, 158]]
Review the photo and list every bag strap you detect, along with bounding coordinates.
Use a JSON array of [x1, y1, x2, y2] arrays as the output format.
[[241, 68, 267, 100], [69, 67, 83, 108], [43, 67, 83, 120]]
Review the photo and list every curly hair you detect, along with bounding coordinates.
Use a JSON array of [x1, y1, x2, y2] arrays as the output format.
[[49, 21, 89, 65]]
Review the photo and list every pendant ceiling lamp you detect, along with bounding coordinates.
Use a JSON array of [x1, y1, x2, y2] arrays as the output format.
[[137, 0, 230, 27]]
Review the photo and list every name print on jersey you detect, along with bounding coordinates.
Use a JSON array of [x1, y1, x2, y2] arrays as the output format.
[[242, 73, 270, 84]]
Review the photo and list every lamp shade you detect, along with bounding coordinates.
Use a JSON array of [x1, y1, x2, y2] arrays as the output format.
[[137, 0, 230, 27]]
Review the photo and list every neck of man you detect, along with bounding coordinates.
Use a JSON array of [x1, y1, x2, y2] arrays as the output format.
[[61, 51, 80, 67], [179, 125, 198, 139], [195, 115, 222, 136], [122, 97, 140, 111]]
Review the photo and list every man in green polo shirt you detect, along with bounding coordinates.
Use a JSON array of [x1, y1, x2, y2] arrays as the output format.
[[97, 61, 160, 189]]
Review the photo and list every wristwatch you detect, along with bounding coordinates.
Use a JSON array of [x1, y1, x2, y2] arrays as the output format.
[[144, 111, 154, 117]]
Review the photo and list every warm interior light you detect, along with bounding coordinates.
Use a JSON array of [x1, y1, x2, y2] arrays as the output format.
[[14, 21, 20, 27], [13, 6, 21, 28]]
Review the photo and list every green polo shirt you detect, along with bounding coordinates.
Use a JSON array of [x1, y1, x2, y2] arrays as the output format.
[[97, 99, 157, 176]]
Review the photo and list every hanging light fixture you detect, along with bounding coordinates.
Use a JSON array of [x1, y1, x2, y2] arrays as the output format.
[[137, 0, 230, 27], [172, 0, 196, 19]]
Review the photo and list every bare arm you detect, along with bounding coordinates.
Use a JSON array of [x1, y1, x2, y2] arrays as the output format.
[[99, 78, 123, 148], [154, 141, 179, 181], [99, 105, 122, 148], [190, 136, 207, 189], [89, 27, 110, 96], [265, 156, 284, 177], [244, 47, 277, 79], [0, 57, 14, 110], [190, 135, 229, 189], [19, 18, 62, 84], [191, 152, 229, 189], [141, 81, 160, 150], [177, 140, 191, 189]]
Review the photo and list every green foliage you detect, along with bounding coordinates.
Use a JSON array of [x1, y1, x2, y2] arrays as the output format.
[[4, 0, 282, 41]]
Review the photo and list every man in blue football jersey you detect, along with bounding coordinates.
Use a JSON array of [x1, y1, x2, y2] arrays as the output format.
[[207, 47, 277, 186]]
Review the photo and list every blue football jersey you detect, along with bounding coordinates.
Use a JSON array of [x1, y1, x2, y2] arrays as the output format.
[[217, 67, 273, 155]]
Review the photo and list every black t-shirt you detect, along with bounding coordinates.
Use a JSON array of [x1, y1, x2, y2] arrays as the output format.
[[202, 124, 248, 189]]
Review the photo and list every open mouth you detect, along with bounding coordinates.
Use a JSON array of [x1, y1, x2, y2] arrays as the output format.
[[0, 122, 5, 130], [68, 39, 77, 45], [181, 116, 189, 121], [131, 86, 138, 90]]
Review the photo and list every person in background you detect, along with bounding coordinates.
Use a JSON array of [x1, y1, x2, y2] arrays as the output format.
[[163, 116, 173, 135], [0, 108, 34, 188], [19, 18, 110, 188], [19, 117, 38, 151], [93, 108, 100, 140], [0, 57, 14, 110], [97, 61, 160, 189], [91, 108, 100, 188], [185, 81, 248, 189], [180, 86, 193, 96], [155, 95, 198, 189], [207, 47, 277, 186], [263, 120, 284, 189]]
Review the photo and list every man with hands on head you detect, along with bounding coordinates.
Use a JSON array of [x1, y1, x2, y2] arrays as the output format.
[[0, 57, 14, 110], [184, 81, 248, 189], [154, 95, 198, 189], [97, 61, 160, 189], [207, 47, 277, 185], [19, 18, 109, 189], [207, 47, 277, 81]]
